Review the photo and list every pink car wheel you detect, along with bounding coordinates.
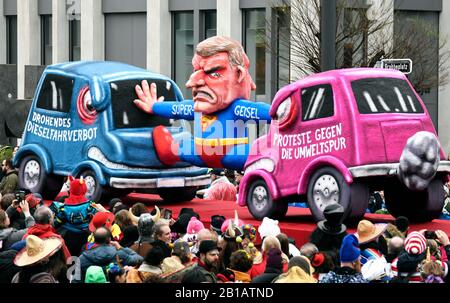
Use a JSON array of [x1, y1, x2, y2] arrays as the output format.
[[246, 179, 288, 220], [307, 167, 369, 222]]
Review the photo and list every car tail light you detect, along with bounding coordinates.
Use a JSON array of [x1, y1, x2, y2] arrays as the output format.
[[77, 86, 97, 124]]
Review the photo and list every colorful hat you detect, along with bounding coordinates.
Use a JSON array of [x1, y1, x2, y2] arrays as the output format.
[[65, 176, 88, 205], [404, 231, 427, 255], [186, 217, 205, 234], [89, 211, 115, 232], [340, 234, 360, 263], [85, 265, 107, 283]]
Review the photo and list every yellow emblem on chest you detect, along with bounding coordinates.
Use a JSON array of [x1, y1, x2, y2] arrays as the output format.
[[201, 115, 217, 132]]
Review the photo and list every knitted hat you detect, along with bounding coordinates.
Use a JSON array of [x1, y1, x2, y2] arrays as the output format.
[[404, 231, 426, 255], [85, 266, 107, 283], [258, 217, 281, 239], [266, 248, 283, 270], [340, 234, 360, 263], [186, 217, 205, 234]]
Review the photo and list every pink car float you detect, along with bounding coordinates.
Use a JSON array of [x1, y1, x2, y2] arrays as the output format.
[[238, 68, 450, 223]]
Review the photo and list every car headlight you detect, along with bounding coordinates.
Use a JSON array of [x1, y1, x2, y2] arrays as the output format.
[[245, 158, 276, 174], [273, 95, 297, 129]]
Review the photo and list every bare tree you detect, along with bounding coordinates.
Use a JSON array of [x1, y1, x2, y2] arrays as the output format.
[[266, 0, 450, 91]]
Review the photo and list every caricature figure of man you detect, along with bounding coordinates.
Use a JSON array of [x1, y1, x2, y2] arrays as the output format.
[[134, 36, 271, 170]]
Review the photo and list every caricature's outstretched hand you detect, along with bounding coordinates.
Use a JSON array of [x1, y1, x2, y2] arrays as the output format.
[[134, 80, 164, 114]]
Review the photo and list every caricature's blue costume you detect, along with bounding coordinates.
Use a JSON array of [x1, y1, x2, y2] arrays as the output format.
[[152, 99, 271, 170]]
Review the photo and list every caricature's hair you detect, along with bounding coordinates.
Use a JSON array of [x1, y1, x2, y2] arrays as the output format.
[[196, 36, 250, 68]]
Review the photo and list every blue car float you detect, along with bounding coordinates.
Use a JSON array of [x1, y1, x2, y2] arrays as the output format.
[[13, 61, 210, 203]]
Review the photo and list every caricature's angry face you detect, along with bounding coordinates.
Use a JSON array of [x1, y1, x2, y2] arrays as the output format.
[[186, 52, 255, 115]]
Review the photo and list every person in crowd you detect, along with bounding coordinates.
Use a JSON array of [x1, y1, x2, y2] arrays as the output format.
[[384, 216, 409, 239], [137, 246, 165, 279], [130, 212, 160, 257], [234, 170, 244, 192], [356, 220, 388, 264], [210, 215, 226, 237], [114, 209, 134, 235], [0, 200, 35, 251], [5, 192, 43, 230], [420, 259, 445, 283], [50, 176, 103, 256], [12, 235, 63, 283], [152, 221, 172, 258], [204, 169, 237, 201], [252, 248, 283, 283], [218, 219, 244, 271], [250, 235, 288, 278], [0, 159, 19, 195], [300, 242, 319, 259], [309, 204, 348, 265], [228, 250, 253, 282], [85, 265, 107, 283], [129, 203, 151, 225], [385, 236, 404, 263], [193, 228, 217, 257], [310, 251, 336, 280], [319, 234, 368, 283], [120, 225, 140, 248], [0, 193, 14, 210], [23, 206, 71, 261], [160, 241, 197, 283], [181, 267, 210, 283], [86, 211, 122, 245], [195, 239, 220, 282], [181, 216, 205, 246], [273, 255, 316, 283], [390, 231, 427, 282], [0, 249, 20, 283], [77, 226, 143, 282], [109, 198, 125, 213]]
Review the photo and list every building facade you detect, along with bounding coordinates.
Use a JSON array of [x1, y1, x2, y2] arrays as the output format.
[[0, 0, 450, 152]]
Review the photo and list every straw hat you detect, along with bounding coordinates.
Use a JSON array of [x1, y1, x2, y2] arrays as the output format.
[[14, 235, 63, 267], [355, 220, 387, 244]]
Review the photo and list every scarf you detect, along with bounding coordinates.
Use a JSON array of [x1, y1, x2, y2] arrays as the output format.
[[23, 224, 71, 261]]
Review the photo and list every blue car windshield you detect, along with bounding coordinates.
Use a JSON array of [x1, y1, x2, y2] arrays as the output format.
[[110, 79, 176, 129]]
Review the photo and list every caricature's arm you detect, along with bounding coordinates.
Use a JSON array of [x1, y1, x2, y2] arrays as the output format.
[[134, 80, 194, 120], [152, 100, 195, 120], [232, 99, 272, 122]]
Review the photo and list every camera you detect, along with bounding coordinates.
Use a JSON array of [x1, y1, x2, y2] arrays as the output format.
[[14, 190, 27, 202], [424, 230, 437, 240]]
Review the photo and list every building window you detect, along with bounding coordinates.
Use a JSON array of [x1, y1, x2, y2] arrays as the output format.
[[173, 12, 194, 98], [274, 7, 290, 90], [244, 9, 266, 102], [41, 15, 52, 65], [69, 20, 81, 61], [6, 16, 17, 64], [203, 10, 217, 39]]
